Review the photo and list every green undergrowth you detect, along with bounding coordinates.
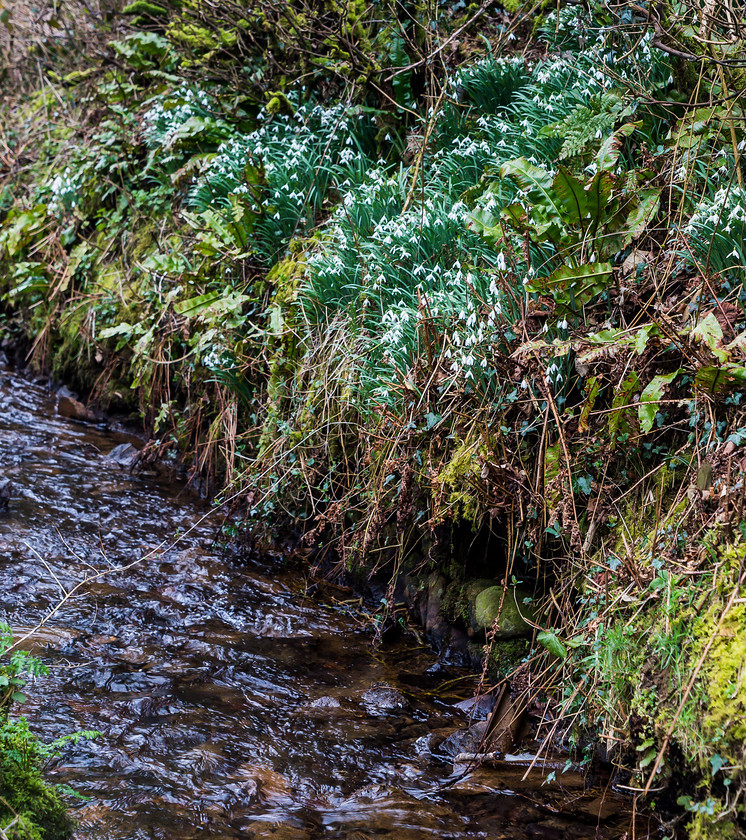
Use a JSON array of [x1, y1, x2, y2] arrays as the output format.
[[0, 625, 80, 839], [4, 0, 746, 834]]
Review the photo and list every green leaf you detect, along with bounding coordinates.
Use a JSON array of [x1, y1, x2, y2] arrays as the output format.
[[499, 157, 564, 224], [622, 188, 661, 247], [584, 171, 614, 227], [690, 312, 728, 363], [537, 630, 567, 659], [639, 749, 657, 768], [11, 691, 27, 704], [174, 291, 222, 316], [694, 364, 746, 395], [99, 322, 134, 340], [596, 123, 637, 171], [529, 262, 612, 307], [552, 167, 587, 225], [635, 323, 656, 355], [638, 370, 681, 433]]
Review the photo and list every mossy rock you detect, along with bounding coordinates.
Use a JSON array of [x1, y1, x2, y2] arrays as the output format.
[[470, 585, 535, 638]]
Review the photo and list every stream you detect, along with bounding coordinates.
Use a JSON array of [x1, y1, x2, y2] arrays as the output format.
[[0, 366, 644, 839]]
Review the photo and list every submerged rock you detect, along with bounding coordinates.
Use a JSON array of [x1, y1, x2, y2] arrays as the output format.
[[104, 442, 139, 469], [453, 693, 496, 720], [361, 685, 409, 715], [0, 476, 11, 510]]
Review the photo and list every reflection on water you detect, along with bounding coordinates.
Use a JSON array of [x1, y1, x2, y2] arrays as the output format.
[[0, 369, 643, 839]]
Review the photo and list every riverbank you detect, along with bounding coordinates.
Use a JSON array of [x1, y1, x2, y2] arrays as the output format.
[[3, 0, 746, 836], [0, 365, 650, 839]]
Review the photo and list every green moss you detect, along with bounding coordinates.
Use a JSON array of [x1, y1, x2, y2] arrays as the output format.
[[122, 1, 169, 16], [687, 810, 743, 840], [435, 439, 481, 523], [0, 719, 73, 840], [690, 544, 746, 768], [265, 91, 294, 117]]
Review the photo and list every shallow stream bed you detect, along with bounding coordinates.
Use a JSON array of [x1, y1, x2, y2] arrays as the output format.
[[0, 368, 644, 839]]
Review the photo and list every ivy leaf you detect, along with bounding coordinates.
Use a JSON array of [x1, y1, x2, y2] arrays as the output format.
[[638, 370, 681, 433]]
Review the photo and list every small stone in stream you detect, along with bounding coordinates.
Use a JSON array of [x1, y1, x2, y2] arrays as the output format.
[[439, 721, 498, 758], [412, 733, 438, 756], [0, 351, 7, 368], [309, 695, 341, 709], [361, 685, 409, 715], [105, 442, 139, 468], [58, 394, 97, 423], [0, 477, 11, 510]]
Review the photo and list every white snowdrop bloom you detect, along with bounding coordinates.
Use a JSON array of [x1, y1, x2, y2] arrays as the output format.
[[496, 252, 507, 271], [521, 379, 528, 389], [729, 248, 741, 259], [558, 319, 569, 330]]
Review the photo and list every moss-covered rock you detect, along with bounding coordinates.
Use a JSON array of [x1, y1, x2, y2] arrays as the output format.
[[470, 585, 535, 638]]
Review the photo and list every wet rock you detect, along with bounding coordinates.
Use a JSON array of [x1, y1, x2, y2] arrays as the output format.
[[58, 394, 98, 423], [104, 442, 139, 468], [242, 821, 311, 840], [0, 350, 8, 368], [0, 476, 11, 510], [56, 384, 78, 400], [440, 721, 492, 758], [453, 693, 496, 721], [361, 684, 409, 715], [469, 585, 536, 638], [425, 572, 450, 646], [309, 695, 341, 709]]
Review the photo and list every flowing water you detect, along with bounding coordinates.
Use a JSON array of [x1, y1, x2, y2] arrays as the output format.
[[0, 367, 644, 839]]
